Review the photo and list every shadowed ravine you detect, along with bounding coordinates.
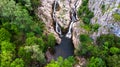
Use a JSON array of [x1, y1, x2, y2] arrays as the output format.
[[52, 0, 79, 59], [54, 36, 74, 60]]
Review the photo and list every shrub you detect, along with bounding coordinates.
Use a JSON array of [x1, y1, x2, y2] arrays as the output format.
[[80, 34, 92, 43], [92, 23, 100, 32], [0, 28, 11, 42], [110, 47, 120, 54], [113, 13, 120, 22], [46, 56, 75, 67], [87, 57, 106, 67]]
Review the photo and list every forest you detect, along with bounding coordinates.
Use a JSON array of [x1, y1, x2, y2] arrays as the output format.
[[0, 0, 120, 67]]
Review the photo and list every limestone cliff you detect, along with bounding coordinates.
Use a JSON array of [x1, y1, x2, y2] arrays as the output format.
[[38, 0, 82, 48], [89, 0, 120, 40]]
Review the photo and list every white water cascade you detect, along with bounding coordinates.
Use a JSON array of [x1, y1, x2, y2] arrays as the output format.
[[52, 0, 79, 38]]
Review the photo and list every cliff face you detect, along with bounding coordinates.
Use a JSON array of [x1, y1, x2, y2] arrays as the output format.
[[38, 0, 82, 48], [89, 0, 120, 40], [38, 0, 120, 49], [38, 0, 61, 44]]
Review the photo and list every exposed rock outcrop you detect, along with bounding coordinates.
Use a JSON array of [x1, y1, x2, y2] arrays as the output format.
[[38, 0, 61, 44], [38, 0, 82, 47], [89, 0, 120, 40]]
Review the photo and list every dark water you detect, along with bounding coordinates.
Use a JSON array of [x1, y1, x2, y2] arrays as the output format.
[[54, 36, 74, 60]]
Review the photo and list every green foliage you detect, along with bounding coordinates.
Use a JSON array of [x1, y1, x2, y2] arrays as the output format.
[[24, 45, 46, 63], [18, 46, 32, 65], [46, 56, 75, 67], [96, 34, 115, 47], [101, 4, 105, 13], [10, 58, 24, 67], [113, 13, 120, 22], [78, 34, 120, 67], [80, 34, 92, 43], [47, 33, 56, 48], [0, 28, 11, 42], [77, 34, 93, 56], [25, 36, 45, 50], [91, 23, 100, 32], [87, 57, 106, 67], [78, 0, 94, 25], [110, 47, 120, 54], [0, 41, 15, 67], [0, 0, 46, 67], [82, 0, 89, 6], [106, 55, 120, 67]]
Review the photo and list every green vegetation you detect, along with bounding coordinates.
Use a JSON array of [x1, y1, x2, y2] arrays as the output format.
[[77, 34, 120, 67], [101, 4, 105, 13], [87, 57, 106, 67], [0, 0, 120, 67], [78, 0, 100, 32], [0, 0, 56, 67], [10, 58, 25, 67], [78, 0, 94, 25], [113, 13, 120, 22], [46, 56, 75, 67]]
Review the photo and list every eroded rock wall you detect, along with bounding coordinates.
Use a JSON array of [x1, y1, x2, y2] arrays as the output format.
[[38, 0, 82, 48], [89, 0, 120, 40]]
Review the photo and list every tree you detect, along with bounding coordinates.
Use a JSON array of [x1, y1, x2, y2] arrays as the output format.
[[82, 17, 90, 24], [24, 45, 46, 63], [0, 28, 11, 42], [80, 34, 92, 43], [106, 55, 120, 67], [110, 47, 120, 54], [47, 33, 56, 48], [113, 13, 120, 22], [25, 36, 45, 50], [46, 56, 75, 67], [10, 58, 24, 67], [96, 34, 115, 47], [87, 57, 106, 67], [0, 41, 15, 67], [0, 0, 34, 32], [18, 46, 31, 65]]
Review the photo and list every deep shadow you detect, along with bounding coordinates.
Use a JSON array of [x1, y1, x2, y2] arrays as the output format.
[[53, 36, 74, 60]]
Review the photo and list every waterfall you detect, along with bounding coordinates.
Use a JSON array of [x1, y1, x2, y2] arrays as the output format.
[[56, 22, 62, 37], [52, 0, 79, 38], [66, 0, 79, 38], [52, 0, 62, 37]]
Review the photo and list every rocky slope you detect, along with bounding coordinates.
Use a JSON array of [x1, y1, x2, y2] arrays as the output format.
[[38, 0, 120, 52], [38, 0, 82, 48], [89, 0, 120, 40]]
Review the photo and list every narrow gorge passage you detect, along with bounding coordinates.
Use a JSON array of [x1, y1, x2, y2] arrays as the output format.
[[52, 0, 79, 60]]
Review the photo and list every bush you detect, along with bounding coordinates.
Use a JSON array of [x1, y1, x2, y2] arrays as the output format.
[[46, 56, 75, 67], [87, 57, 106, 67], [77, 0, 94, 25], [10, 58, 24, 67], [80, 34, 92, 43], [101, 4, 105, 13], [106, 55, 120, 67], [0, 28, 11, 42], [92, 23, 100, 32], [96, 34, 115, 47], [82, 17, 90, 24], [47, 33, 56, 48], [113, 13, 120, 22], [110, 47, 120, 54]]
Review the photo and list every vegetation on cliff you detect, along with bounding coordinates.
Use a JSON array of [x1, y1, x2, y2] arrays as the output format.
[[0, 0, 56, 67]]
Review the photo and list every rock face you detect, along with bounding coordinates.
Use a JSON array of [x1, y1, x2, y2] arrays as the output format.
[[38, 0, 82, 47], [89, 0, 120, 40], [38, 0, 61, 44]]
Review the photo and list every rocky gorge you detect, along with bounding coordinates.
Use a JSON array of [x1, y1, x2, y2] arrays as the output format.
[[38, 0, 120, 66]]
